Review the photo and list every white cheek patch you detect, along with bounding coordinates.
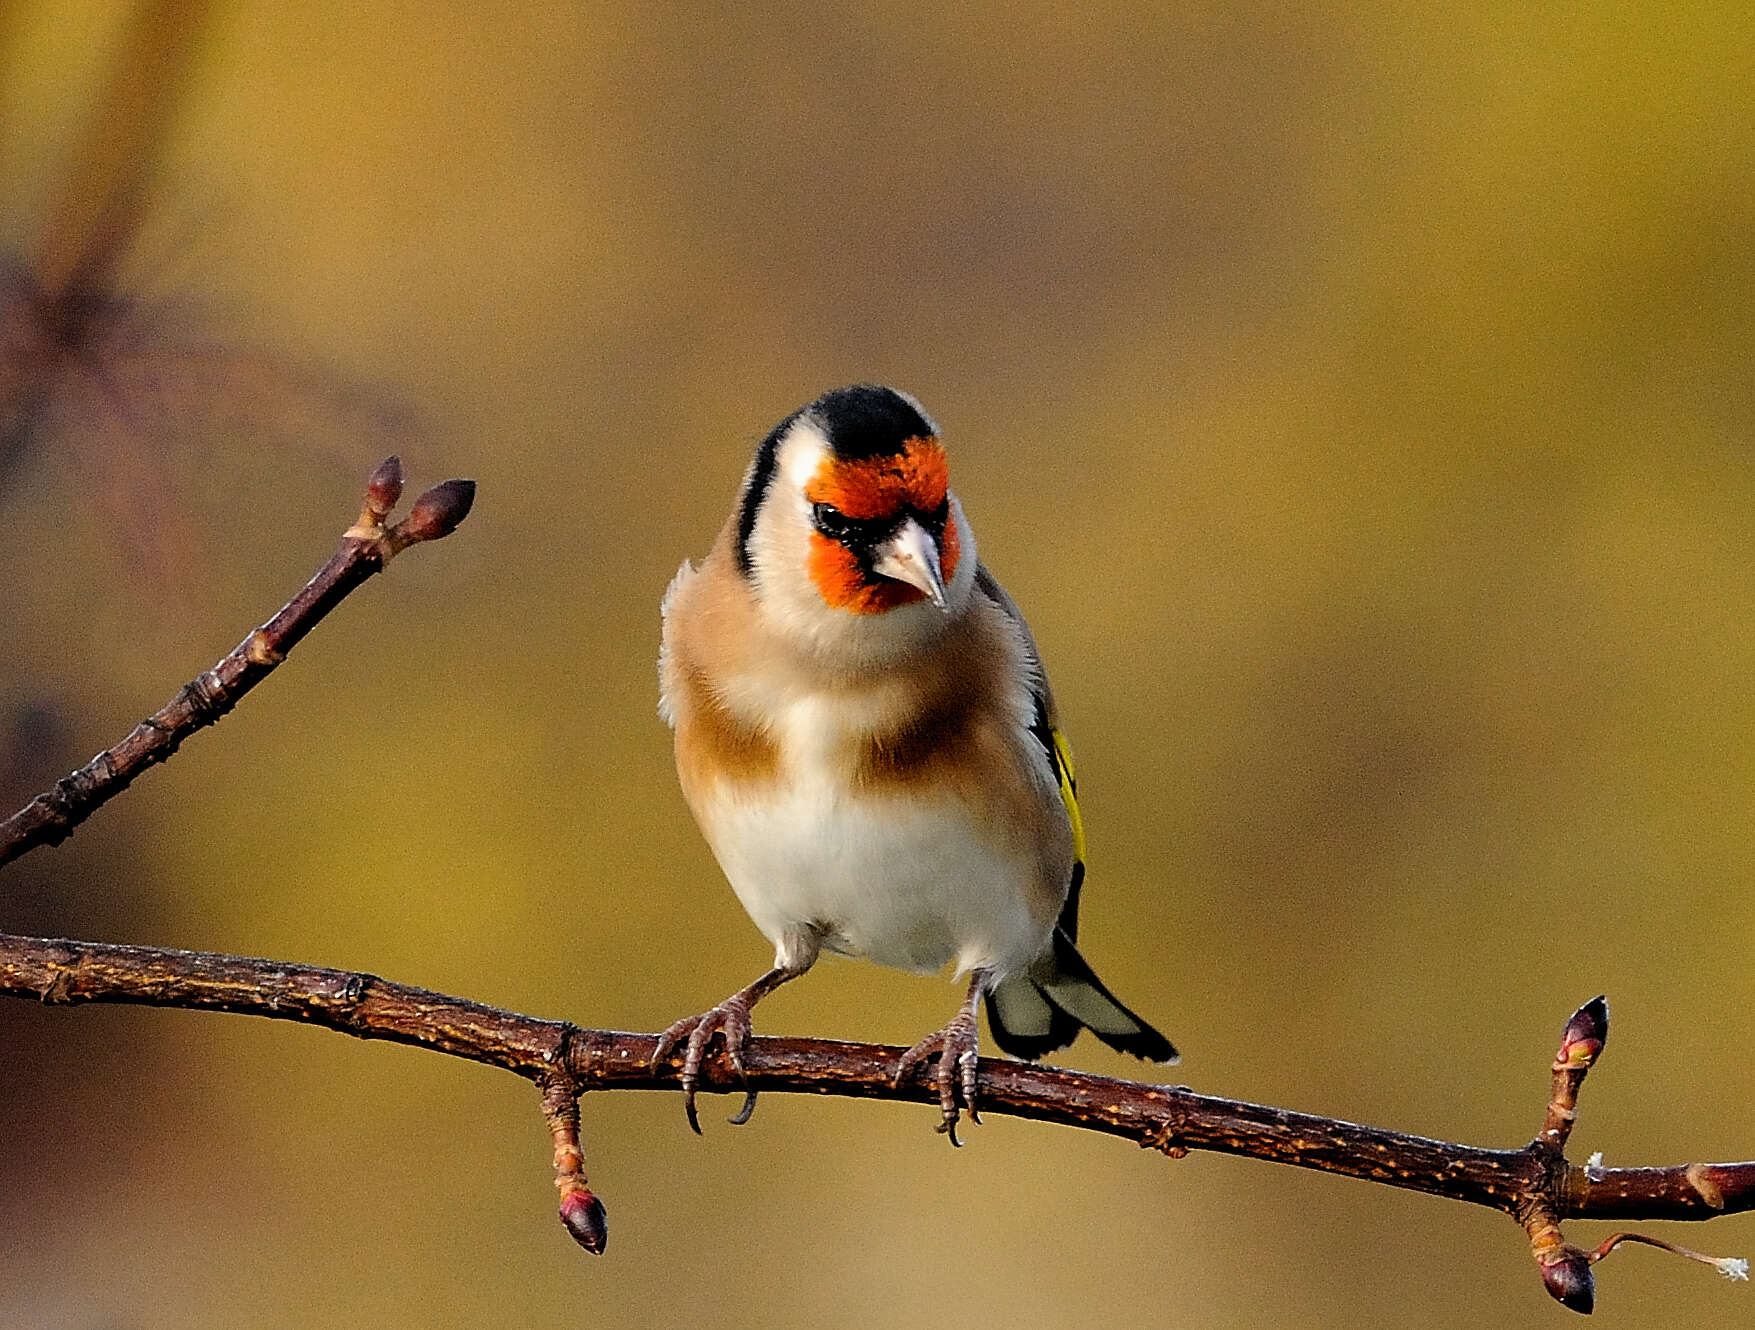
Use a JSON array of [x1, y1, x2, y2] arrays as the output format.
[[751, 422, 827, 580], [745, 448, 849, 655], [780, 421, 830, 492], [748, 426, 821, 587]]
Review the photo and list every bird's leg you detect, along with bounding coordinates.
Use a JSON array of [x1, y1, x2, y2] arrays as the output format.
[[653, 963, 807, 1133], [894, 968, 992, 1146]]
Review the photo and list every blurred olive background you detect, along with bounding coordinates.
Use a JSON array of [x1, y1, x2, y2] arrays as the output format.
[[3, 2, 1753, 1326]]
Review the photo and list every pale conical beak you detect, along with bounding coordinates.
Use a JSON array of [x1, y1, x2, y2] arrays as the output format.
[[872, 516, 947, 609]]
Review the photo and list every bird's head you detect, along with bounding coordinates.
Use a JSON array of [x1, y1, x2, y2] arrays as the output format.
[[735, 385, 977, 662]]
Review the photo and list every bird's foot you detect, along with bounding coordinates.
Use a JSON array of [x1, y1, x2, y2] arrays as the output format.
[[653, 995, 760, 1134], [894, 1006, 982, 1146]]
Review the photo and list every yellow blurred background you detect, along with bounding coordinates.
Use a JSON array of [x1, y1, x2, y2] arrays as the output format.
[[2, 2, 1753, 1325]]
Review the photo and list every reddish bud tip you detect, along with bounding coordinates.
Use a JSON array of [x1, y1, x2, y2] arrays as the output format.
[[559, 1189, 607, 1254], [399, 479, 477, 544], [365, 455, 404, 517], [1558, 996, 1609, 1068], [1541, 1253, 1595, 1314]]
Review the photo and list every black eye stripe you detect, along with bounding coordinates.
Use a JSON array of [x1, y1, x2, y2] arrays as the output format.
[[812, 503, 895, 544], [811, 500, 948, 549]]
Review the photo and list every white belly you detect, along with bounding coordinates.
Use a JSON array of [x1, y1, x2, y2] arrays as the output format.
[[698, 784, 1047, 979]]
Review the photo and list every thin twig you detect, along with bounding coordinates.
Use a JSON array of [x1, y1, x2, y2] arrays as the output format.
[[541, 1071, 608, 1253], [0, 931, 1750, 1306], [1524, 994, 1612, 1311], [0, 456, 474, 867], [1586, 1232, 1750, 1281]]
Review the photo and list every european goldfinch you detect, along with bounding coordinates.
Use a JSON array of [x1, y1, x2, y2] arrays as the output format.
[[656, 384, 1176, 1142]]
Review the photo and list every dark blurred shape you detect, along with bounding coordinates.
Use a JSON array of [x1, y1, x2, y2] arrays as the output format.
[[0, 697, 71, 809], [0, 0, 421, 592], [26, 0, 214, 301], [0, 695, 167, 1223], [0, 698, 79, 934], [0, 694, 156, 938], [2, 0, 214, 490]]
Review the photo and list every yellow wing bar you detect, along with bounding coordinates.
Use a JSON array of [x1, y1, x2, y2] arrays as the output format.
[[1049, 726, 1086, 864]]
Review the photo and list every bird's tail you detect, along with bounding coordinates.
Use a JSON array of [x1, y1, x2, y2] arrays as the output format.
[[984, 929, 1178, 1064]]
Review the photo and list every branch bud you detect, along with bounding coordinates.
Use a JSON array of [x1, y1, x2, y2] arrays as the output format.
[[364, 455, 404, 521], [559, 1188, 608, 1254], [1557, 996, 1609, 1070], [1541, 1251, 1596, 1314], [394, 479, 476, 546]]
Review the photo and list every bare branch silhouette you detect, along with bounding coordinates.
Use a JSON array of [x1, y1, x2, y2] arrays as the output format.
[[0, 934, 1749, 1307], [0, 455, 474, 867]]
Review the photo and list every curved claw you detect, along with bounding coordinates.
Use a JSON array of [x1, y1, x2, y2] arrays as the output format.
[[653, 996, 759, 1134], [653, 966, 808, 1133], [727, 1087, 760, 1126], [713, 1006, 758, 1126], [895, 1011, 982, 1144], [651, 1024, 684, 1069]]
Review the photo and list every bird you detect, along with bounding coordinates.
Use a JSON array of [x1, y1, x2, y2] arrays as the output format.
[[655, 384, 1176, 1142]]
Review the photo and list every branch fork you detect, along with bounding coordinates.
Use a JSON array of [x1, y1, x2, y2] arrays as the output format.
[[1518, 995, 1745, 1313]]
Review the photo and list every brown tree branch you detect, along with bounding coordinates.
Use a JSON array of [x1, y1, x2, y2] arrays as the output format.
[[0, 456, 474, 867], [0, 932, 1749, 1308], [2, 457, 1747, 1312]]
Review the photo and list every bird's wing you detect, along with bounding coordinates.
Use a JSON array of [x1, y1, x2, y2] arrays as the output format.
[[973, 565, 1176, 1065], [972, 563, 1083, 941]]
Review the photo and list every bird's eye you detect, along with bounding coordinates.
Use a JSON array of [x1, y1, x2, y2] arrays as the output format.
[[813, 503, 864, 541], [813, 501, 897, 547]]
